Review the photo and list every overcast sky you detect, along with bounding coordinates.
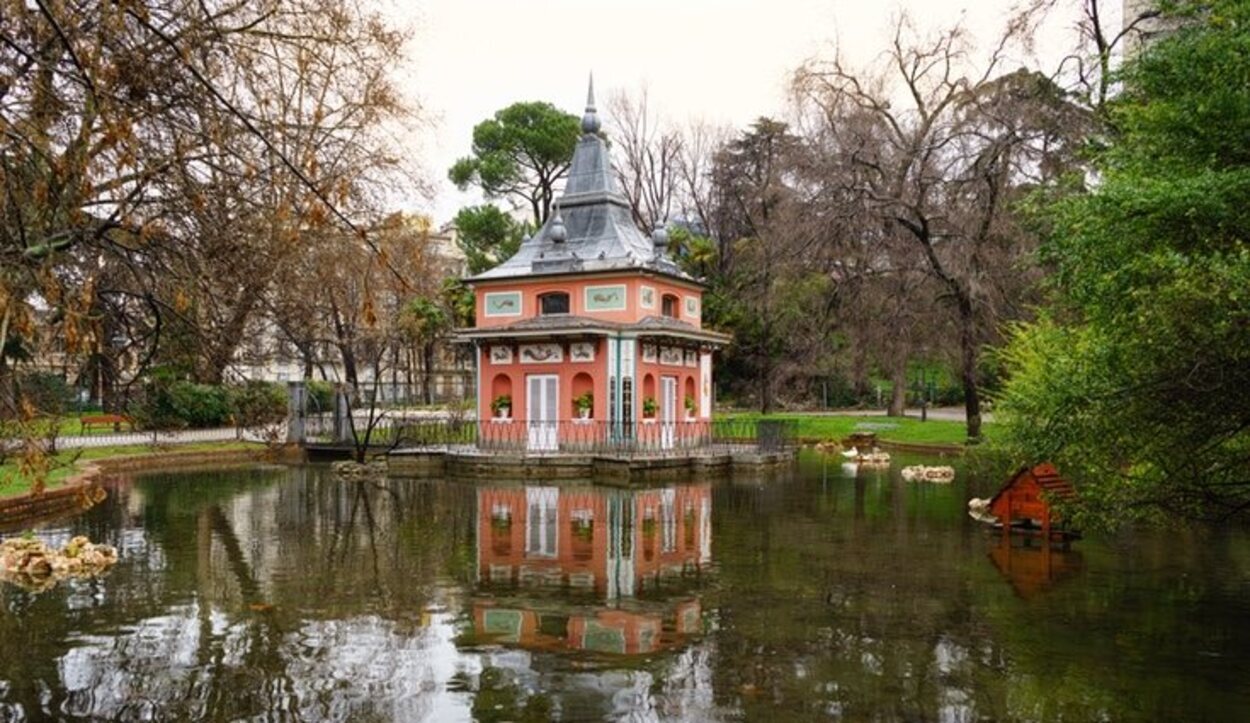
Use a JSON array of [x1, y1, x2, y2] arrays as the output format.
[[386, 0, 1103, 223]]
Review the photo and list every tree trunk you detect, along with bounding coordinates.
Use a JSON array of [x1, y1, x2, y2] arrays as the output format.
[[851, 345, 870, 401], [958, 301, 982, 441], [422, 342, 435, 406], [759, 347, 775, 414], [339, 345, 359, 388], [888, 353, 908, 417]]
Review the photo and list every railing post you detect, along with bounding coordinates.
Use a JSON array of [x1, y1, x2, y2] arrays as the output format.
[[286, 381, 307, 445], [333, 384, 354, 444]]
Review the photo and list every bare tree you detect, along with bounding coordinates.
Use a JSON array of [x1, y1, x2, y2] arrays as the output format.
[[607, 88, 683, 229], [793, 11, 1091, 439], [1, 0, 418, 393]]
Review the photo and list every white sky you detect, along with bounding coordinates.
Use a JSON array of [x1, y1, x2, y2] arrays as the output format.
[[384, 0, 1099, 222]]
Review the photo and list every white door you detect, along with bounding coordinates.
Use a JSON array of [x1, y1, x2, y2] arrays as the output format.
[[527, 374, 559, 451], [661, 376, 677, 450]]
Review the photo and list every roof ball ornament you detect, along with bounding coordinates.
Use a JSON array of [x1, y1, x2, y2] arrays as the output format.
[[651, 223, 669, 256], [549, 207, 567, 243], [581, 72, 601, 135]]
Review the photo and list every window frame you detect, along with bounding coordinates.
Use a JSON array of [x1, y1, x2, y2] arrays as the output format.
[[661, 293, 680, 319], [538, 291, 571, 316]]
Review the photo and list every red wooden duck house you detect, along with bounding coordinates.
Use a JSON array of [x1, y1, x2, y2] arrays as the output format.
[[987, 463, 1080, 541]]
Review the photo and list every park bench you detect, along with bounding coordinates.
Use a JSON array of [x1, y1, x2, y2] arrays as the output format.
[[80, 414, 134, 434]]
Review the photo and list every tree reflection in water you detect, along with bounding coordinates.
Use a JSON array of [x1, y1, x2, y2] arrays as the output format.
[[0, 458, 1248, 721], [0, 467, 721, 721]]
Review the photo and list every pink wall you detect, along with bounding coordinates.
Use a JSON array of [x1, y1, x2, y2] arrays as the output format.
[[479, 339, 610, 421], [636, 356, 704, 420], [474, 274, 704, 329]]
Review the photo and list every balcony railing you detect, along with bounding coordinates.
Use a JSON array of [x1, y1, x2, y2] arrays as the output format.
[[385, 418, 798, 458]]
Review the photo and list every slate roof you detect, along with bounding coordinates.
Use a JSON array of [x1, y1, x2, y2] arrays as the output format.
[[466, 78, 696, 285]]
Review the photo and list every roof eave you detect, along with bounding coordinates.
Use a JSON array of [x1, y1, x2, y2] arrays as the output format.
[[463, 265, 706, 289]]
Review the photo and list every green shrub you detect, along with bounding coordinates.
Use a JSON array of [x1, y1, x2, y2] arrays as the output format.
[[130, 380, 231, 430], [229, 381, 288, 428], [306, 380, 334, 413]]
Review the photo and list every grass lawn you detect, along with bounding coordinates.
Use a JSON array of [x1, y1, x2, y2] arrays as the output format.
[[0, 441, 266, 500], [721, 412, 985, 446]]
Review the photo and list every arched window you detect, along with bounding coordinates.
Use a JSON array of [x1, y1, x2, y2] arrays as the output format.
[[661, 294, 679, 318], [539, 292, 570, 315]]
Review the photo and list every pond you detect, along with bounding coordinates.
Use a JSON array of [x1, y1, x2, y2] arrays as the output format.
[[1, 453, 1249, 721]]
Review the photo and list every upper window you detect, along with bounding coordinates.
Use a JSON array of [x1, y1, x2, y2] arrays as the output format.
[[661, 294, 680, 318], [539, 292, 570, 315]]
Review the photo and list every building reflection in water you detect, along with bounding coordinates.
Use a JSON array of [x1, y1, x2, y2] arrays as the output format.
[[471, 483, 711, 655], [988, 534, 1084, 599]]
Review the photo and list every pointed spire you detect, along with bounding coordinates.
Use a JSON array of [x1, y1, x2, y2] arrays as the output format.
[[581, 72, 601, 135]]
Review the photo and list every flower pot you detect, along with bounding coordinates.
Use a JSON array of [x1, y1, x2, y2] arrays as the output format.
[[577, 408, 591, 420], [496, 407, 510, 420]]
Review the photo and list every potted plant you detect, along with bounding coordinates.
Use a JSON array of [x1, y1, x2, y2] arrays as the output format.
[[684, 394, 697, 419], [491, 394, 512, 420], [491, 510, 512, 531], [573, 391, 594, 420], [642, 396, 658, 422]]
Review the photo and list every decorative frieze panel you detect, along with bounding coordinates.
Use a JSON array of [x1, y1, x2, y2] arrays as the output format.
[[584, 284, 627, 312], [519, 343, 563, 364], [640, 285, 656, 310], [642, 344, 658, 363], [484, 291, 522, 317], [489, 346, 513, 365], [660, 346, 683, 366], [684, 350, 699, 368], [570, 342, 595, 362], [684, 296, 699, 318]]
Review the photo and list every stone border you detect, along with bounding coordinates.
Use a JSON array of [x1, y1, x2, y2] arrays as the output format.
[[388, 448, 797, 483], [875, 440, 964, 456], [0, 444, 285, 531]]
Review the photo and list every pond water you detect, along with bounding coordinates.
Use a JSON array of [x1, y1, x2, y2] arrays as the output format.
[[1, 453, 1249, 721]]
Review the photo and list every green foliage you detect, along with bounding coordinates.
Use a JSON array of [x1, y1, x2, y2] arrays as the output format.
[[994, 0, 1250, 527], [441, 277, 475, 327], [448, 101, 580, 224], [129, 380, 231, 430], [453, 204, 527, 275], [306, 381, 334, 413], [131, 380, 288, 430], [228, 381, 288, 429], [574, 391, 593, 413], [642, 397, 658, 417], [401, 296, 450, 340], [14, 372, 75, 415], [490, 394, 511, 413]]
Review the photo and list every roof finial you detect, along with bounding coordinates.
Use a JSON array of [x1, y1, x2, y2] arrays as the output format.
[[651, 222, 669, 258], [549, 200, 567, 243], [581, 72, 600, 135]]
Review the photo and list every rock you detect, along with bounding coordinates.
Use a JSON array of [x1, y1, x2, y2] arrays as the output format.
[[331, 459, 387, 481], [855, 448, 891, 465], [0, 534, 119, 592], [902, 465, 956, 483]]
